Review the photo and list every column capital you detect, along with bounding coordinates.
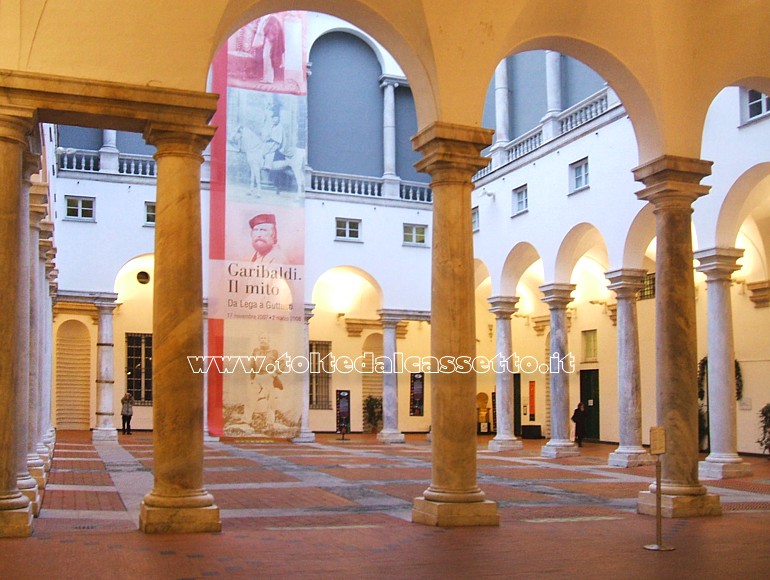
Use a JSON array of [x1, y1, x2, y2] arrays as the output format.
[[694, 247, 744, 281], [606, 268, 647, 297], [94, 297, 120, 313], [488, 295, 519, 317], [0, 106, 37, 147], [378, 308, 430, 325], [143, 123, 216, 158], [412, 122, 494, 178], [633, 155, 712, 207], [539, 283, 575, 309], [304, 303, 316, 322]]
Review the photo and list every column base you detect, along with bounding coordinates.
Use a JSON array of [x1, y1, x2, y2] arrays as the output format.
[[488, 437, 523, 451], [204, 433, 220, 443], [292, 430, 316, 444], [637, 491, 722, 518], [699, 459, 753, 480], [608, 449, 656, 467], [18, 477, 41, 517], [541, 439, 580, 458], [28, 463, 47, 489], [0, 506, 33, 538], [139, 502, 221, 534], [412, 497, 499, 527], [92, 428, 118, 442], [377, 431, 405, 444]]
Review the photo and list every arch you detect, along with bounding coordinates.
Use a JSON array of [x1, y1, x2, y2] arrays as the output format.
[[211, 2, 438, 126], [552, 223, 608, 283], [473, 259, 490, 289], [716, 164, 770, 247], [621, 205, 656, 270], [495, 31, 657, 163], [499, 242, 541, 296], [310, 265, 383, 316]]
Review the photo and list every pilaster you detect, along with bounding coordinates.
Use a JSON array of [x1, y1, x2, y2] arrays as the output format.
[[292, 304, 317, 443], [93, 297, 119, 441]]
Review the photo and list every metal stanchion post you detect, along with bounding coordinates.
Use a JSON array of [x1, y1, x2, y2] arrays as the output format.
[[644, 426, 675, 551]]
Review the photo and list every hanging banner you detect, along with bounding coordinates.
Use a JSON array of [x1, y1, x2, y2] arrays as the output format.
[[208, 12, 308, 438]]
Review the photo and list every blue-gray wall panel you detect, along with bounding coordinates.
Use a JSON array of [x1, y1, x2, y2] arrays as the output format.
[[394, 86, 428, 183], [308, 32, 383, 176]]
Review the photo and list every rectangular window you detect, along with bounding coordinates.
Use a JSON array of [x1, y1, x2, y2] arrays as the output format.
[[639, 272, 656, 300], [145, 202, 156, 225], [471, 206, 480, 232], [309, 340, 332, 410], [65, 196, 95, 221], [403, 223, 428, 246], [335, 218, 361, 241], [747, 89, 770, 119], [126, 333, 152, 404], [570, 158, 589, 193], [582, 329, 598, 363], [512, 185, 528, 215]]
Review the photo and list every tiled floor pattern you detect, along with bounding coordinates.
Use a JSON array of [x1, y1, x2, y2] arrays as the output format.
[[1, 431, 769, 578]]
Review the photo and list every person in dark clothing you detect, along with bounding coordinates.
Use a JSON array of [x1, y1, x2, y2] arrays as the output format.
[[571, 401, 587, 447], [121, 392, 134, 435]]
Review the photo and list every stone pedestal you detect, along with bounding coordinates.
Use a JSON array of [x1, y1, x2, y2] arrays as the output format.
[[609, 447, 655, 468], [139, 503, 221, 534], [412, 497, 499, 527], [138, 125, 220, 534], [410, 122, 498, 527], [638, 491, 722, 518], [633, 156, 720, 517]]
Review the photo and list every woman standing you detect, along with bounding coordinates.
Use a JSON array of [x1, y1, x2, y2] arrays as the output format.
[[121, 392, 134, 435]]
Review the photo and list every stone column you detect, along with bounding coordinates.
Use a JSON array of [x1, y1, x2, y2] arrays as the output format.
[[39, 222, 57, 456], [541, 50, 562, 140], [100, 129, 119, 173], [634, 156, 721, 517], [606, 269, 654, 467], [696, 248, 752, 479], [17, 153, 43, 515], [0, 108, 35, 537], [411, 122, 498, 527], [380, 76, 401, 198], [488, 296, 523, 451], [93, 298, 119, 441], [292, 304, 316, 443], [489, 60, 510, 167], [378, 310, 405, 444], [24, 170, 48, 490], [138, 124, 220, 534], [540, 283, 579, 458]]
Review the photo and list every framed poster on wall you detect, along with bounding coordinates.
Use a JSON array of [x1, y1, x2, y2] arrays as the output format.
[[336, 390, 351, 434], [410, 372, 424, 416]]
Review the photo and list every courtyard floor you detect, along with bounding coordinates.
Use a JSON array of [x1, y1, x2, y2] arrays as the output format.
[[1, 430, 769, 579]]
